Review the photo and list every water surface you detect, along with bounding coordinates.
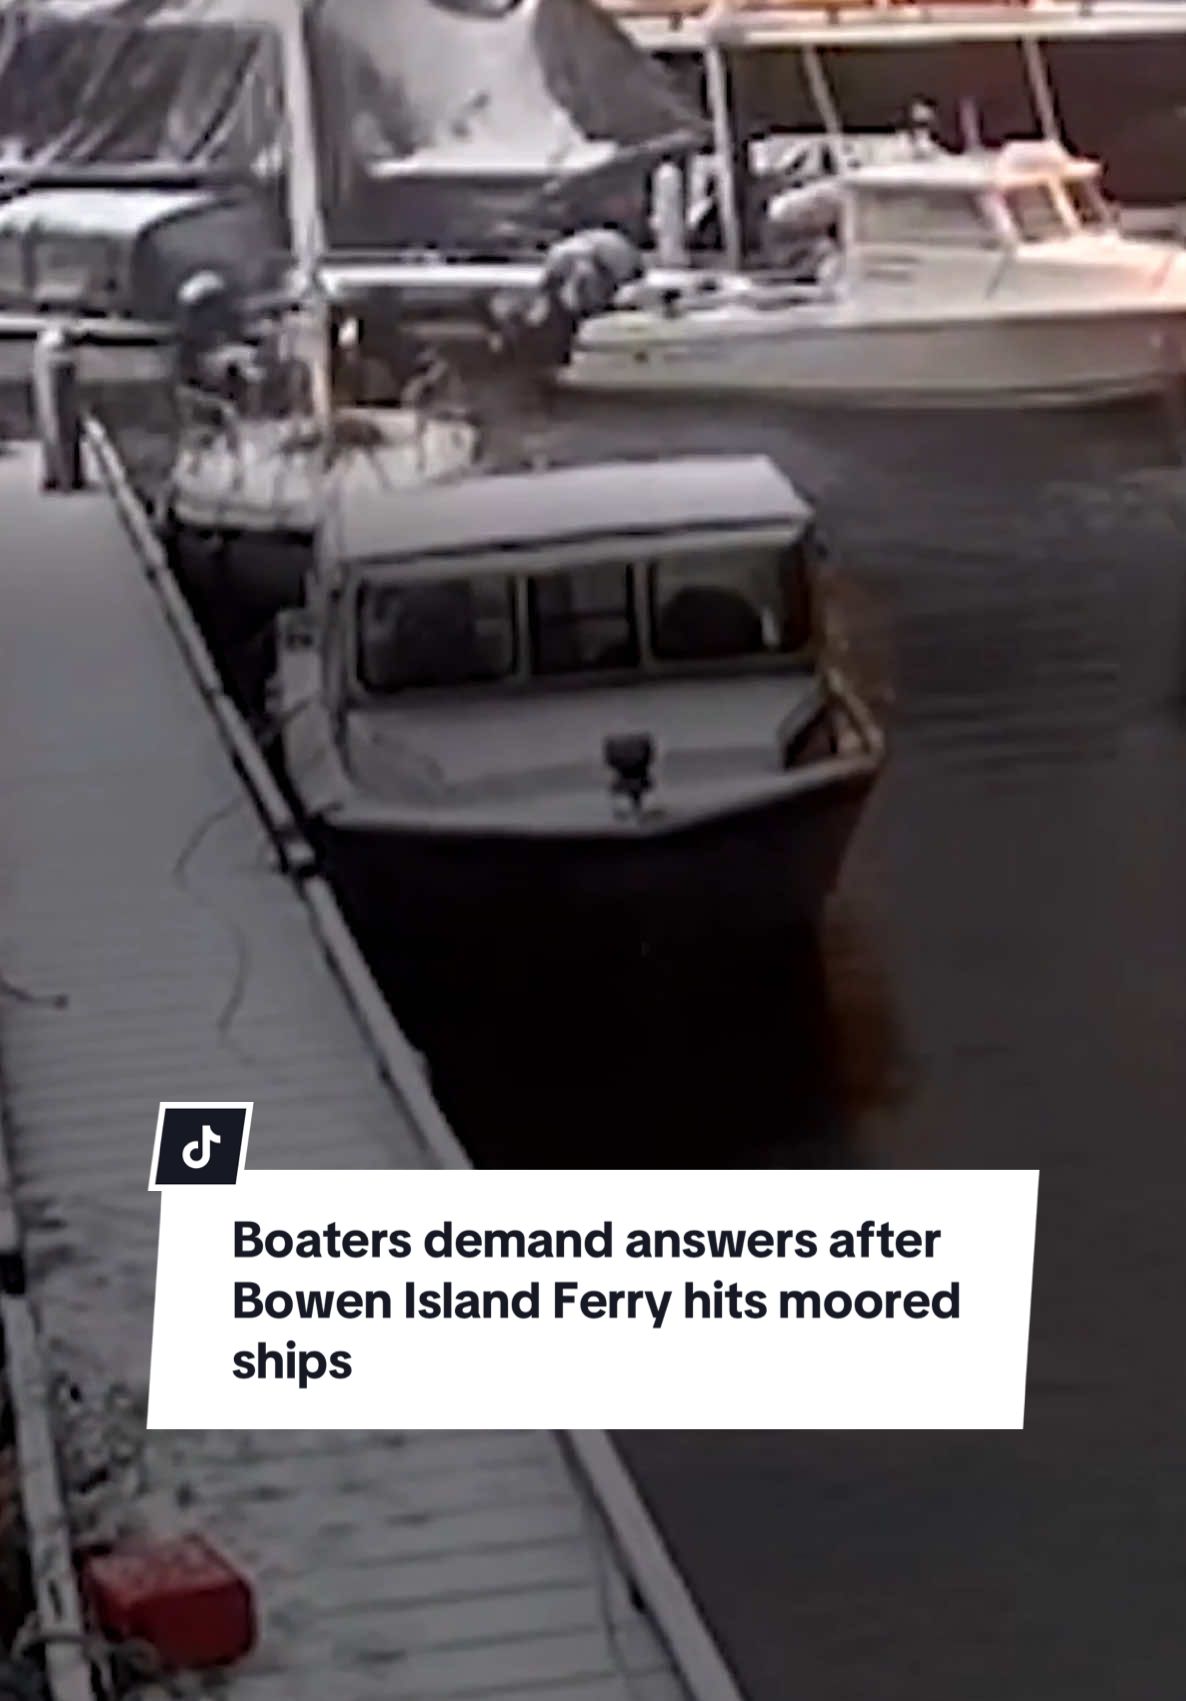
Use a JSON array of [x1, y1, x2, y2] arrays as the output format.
[[400, 385, 1186, 1700]]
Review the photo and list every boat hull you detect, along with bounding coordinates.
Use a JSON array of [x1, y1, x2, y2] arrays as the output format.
[[309, 765, 877, 952], [564, 303, 1186, 407], [164, 515, 312, 633]]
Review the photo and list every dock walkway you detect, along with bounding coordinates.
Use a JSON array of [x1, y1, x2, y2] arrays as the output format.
[[0, 440, 725, 1701]]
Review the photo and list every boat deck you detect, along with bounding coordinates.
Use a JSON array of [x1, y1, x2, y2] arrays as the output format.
[[0, 439, 723, 1701]]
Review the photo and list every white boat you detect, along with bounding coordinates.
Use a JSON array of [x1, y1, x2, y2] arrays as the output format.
[[164, 393, 477, 588], [564, 136, 1186, 405], [158, 384, 479, 707], [273, 455, 883, 946]]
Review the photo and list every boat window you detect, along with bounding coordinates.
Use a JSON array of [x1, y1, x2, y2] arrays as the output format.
[[650, 541, 814, 663], [855, 187, 998, 249], [356, 576, 515, 691], [1006, 184, 1070, 242], [1064, 177, 1110, 231], [528, 563, 639, 676]]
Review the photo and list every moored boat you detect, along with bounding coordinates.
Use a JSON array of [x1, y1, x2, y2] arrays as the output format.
[[273, 454, 883, 947], [563, 136, 1186, 405], [160, 394, 479, 624]]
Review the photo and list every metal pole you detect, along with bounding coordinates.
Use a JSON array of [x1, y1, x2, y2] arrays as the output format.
[[802, 43, 845, 149], [33, 324, 83, 493], [274, 0, 333, 430], [704, 40, 743, 272], [1021, 37, 1060, 141]]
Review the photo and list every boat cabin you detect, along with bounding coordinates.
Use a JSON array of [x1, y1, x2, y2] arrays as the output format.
[[316, 457, 822, 707], [845, 139, 1113, 256]]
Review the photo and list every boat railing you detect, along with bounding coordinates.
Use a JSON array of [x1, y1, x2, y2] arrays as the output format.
[[605, 0, 1103, 18]]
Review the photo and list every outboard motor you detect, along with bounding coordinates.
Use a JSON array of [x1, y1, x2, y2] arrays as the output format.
[[494, 227, 644, 370]]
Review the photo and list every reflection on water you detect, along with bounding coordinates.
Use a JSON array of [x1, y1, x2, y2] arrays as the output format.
[[388, 912, 909, 1171]]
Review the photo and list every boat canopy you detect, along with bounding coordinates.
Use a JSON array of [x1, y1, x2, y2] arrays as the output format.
[[0, 182, 285, 316], [0, 0, 703, 252], [0, 186, 215, 241], [332, 456, 813, 572]]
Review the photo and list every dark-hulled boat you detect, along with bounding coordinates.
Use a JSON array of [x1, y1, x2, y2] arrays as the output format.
[[274, 454, 884, 947]]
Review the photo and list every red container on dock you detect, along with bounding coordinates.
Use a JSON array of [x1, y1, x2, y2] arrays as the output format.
[[82, 1535, 256, 1669]]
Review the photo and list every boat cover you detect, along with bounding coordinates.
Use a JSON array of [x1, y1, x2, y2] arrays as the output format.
[[0, 0, 703, 251]]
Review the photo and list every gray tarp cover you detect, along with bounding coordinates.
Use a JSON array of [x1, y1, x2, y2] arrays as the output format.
[[0, 0, 702, 249]]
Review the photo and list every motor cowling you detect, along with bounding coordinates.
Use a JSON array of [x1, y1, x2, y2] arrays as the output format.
[[493, 227, 644, 368]]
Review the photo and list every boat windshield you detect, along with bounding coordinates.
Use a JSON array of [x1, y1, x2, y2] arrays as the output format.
[[528, 563, 640, 676], [854, 187, 999, 249], [354, 537, 815, 692], [1006, 183, 1071, 242], [356, 576, 516, 691], [650, 542, 813, 662]]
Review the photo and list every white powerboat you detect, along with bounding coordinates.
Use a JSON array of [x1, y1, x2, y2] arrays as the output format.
[[564, 136, 1186, 405]]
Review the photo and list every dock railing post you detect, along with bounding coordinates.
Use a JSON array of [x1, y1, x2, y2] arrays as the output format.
[[32, 323, 84, 494]]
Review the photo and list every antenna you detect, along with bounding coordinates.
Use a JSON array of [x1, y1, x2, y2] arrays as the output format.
[[703, 38, 743, 271]]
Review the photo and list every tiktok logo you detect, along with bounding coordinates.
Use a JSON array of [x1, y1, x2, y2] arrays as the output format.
[[149, 1103, 252, 1190], [184, 1126, 221, 1170]]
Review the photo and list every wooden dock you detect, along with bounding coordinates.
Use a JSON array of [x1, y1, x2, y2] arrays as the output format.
[[0, 435, 743, 1701]]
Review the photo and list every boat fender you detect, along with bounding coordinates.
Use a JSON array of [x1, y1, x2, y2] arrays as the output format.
[[651, 161, 688, 268], [32, 324, 83, 494]]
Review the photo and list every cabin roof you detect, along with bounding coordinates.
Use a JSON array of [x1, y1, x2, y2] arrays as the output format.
[[849, 140, 1100, 195], [0, 186, 221, 240], [334, 455, 811, 569]]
